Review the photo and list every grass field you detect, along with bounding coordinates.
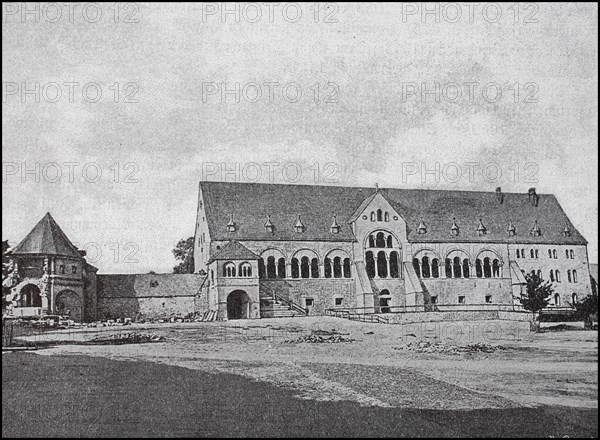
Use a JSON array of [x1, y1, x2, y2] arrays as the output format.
[[2, 317, 598, 437]]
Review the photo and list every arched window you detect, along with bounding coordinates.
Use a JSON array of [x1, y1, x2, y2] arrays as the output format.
[[567, 270, 572, 283], [370, 211, 375, 222], [550, 270, 555, 282], [530, 249, 534, 259], [554, 293, 561, 306], [566, 249, 570, 259], [277, 258, 286, 278], [343, 258, 351, 278], [384, 212, 389, 222], [421, 256, 431, 278], [377, 251, 388, 278], [413, 258, 421, 278], [223, 262, 236, 277], [333, 257, 342, 278], [516, 249, 520, 258], [301, 257, 310, 278], [572, 292, 578, 304], [492, 259, 500, 278], [240, 262, 252, 277], [377, 209, 382, 221], [267, 256, 277, 278], [475, 259, 483, 278], [537, 270, 542, 279], [483, 257, 492, 278], [535, 250, 539, 258], [453, 257, 462, 278], [521, 248, 525, 258], [548, 249, 552, 258], [431, 258, 439, 278], [368, 235, 375, 248], [386, 235, 393, 248], [573, 270, 578, 283], [555, 270, 561, 282], [375, 232, 386, 248], [258, 258, 266, 278], [324, 258, 332, 278], [211, 270, 214, 283], [462, 259, 470, 278], [291, 258, 300, 278], [311, 258, 319, 278], [570, 250, 574, 259], [445, 258, 453, 278], [389, 252, 399, 278], [366, 251, 375, 278], [553, 249, 557, 259], [475, 260, 486, 278]]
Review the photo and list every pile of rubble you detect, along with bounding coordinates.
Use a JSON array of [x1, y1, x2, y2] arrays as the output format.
[[88, 332, 166, 345], [393, 341, 505, 354], [284, 334, 356, 344]]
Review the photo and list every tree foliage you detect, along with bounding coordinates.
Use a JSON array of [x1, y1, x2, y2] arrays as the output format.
[[519, 272, 555, 331], [573, 292, 599, 329], [2, 240, 13, 310], [172, 237, 195, 274]]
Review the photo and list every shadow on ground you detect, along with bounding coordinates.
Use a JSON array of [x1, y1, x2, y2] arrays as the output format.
[[2, 352, 597, 438]]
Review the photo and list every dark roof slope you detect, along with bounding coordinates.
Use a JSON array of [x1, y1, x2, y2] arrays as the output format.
[[97, 274, 206, 298], [207, 240, 260, 264], [200, 182, 587, 245], [11, 213, 82, 257]]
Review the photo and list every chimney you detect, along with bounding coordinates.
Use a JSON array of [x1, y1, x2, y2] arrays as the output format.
[[495, 187, 504, 204], [528, 188, 539, 207]]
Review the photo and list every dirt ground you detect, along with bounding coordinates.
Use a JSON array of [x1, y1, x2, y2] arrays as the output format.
[[2, 317, 598, 437]]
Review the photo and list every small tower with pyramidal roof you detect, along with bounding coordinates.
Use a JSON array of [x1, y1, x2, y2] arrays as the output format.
[[5, 212, 97, 322]]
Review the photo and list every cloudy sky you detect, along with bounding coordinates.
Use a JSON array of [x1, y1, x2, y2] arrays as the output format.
[[2, 2, 597, 273]]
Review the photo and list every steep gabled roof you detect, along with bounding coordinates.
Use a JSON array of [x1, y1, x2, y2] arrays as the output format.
[[207, 240, 260, 264], [11, 213, 82, 258], [199, 181, 588, 245]]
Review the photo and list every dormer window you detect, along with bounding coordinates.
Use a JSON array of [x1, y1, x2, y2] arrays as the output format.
[[506, 220, 516, 237], [416, 219, 427, 235], [562, 222, 571, 237], [330, 216, 340, 234], [530, 220, 541, 237], [264, 215, 274, 234], [476, 219, 487, 236], [295, 215, 305, 233], [450, 218, 459, 236], [226, 214, 236, 232]]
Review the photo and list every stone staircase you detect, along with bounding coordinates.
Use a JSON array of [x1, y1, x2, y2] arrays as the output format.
[[260, 297, 306, 318], [259, 279, 307, 318]]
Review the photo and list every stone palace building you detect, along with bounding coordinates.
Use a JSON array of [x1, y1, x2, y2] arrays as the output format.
[[3, 182, 595, 321], [195, 182, 593, 320]]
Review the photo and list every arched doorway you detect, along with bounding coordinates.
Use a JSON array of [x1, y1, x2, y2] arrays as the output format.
[[19, 284, 42, 308], [55, 290, 82, 322], [227, 290, 250, 320], [379, 289, 391, 313]]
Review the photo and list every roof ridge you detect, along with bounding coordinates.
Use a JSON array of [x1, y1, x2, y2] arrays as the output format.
[[199, 180, 557, 197]]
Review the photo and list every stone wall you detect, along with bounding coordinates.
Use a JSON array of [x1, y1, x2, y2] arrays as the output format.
[[97, 296, 197, 320], [281, 278, 356, 315], [96, 274, 207, 321], [421, 278, 513, 305]]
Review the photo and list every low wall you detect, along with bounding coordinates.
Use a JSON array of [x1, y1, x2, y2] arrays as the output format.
[[376, 310, 531, 324], [96, 296, 196, 320]]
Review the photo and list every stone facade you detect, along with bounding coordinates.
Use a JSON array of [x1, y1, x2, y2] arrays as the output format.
[[193, 182, 595, 320]]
